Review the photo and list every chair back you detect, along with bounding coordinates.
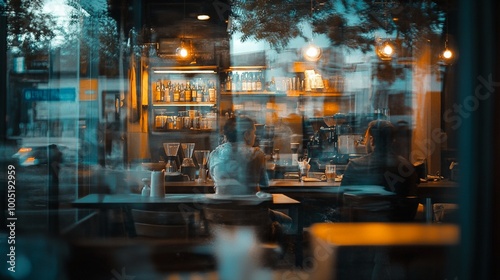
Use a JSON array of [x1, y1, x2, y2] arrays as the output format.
[[342, 192, 396, 222], [203, 199, 272, 241], [342, 191, 419, 222]]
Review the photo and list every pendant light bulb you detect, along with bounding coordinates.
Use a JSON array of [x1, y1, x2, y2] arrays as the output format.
[[442, 48, 453, 59], [439, 46, 455, 65], [176, 40, 190, 58], [377, 40, 396, 61], [303, 43, 322, 61], [382, 44, 393, 56], [179, 47, 189, 58]]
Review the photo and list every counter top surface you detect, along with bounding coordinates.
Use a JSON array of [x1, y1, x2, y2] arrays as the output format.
[[161, 179, 458, 202], [164, 179, 457, 188], [72, 193, 299, 207]]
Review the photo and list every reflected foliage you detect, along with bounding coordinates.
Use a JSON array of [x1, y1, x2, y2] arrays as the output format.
[[5, 0, 122, 76], [230, 0, 450, 56], [373, 62, 406, 85], [5, 0, 56, 55], [58, 0, 123, 76]]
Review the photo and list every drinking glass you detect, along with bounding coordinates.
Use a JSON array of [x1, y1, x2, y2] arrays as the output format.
[[325, 164, 337, 182]]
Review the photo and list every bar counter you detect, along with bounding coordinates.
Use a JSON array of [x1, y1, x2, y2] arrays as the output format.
[[163, 179, 458, 225], [164, 179, 458, 203]]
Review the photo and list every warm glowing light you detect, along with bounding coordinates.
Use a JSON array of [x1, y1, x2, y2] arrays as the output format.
[[443, 49, 453, 59], [306, 46, 319, 58], [18, 147, 32, 153], [383, 44, 393, 56], [179, 48, 188, 57], [303, 44, 322, 61], [377, 40, 396, 60], [176, 47, 189, 58], [197, 14, 210, 20]]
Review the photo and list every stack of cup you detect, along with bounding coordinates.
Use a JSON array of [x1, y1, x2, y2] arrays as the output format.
[[150, 170, 165, 197]]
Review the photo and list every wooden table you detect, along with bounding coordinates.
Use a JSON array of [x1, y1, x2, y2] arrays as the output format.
[[72, 193, 304, 266], [162, 179, 458, 202], [156, 179, 459, 225], [72, 193, 298, 208], [308, 223, 460, 279], [417, 180, 458, 203], [165, 180, 215, 193]]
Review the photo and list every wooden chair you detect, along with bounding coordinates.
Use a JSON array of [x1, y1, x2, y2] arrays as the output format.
[[202, 198, 283, 267], [128, 208, 200, 239], [203, 199, 273, 241]]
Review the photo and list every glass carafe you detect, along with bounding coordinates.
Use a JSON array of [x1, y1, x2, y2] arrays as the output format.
[[181, 143, 196, 180], [163, 142, 180, 173], [194, 150, 210, 182]]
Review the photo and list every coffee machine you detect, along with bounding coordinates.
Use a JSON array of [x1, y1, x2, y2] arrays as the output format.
[[306, 112, 392, 170], [163, 142, 180, 173], [306, 113, 358, 169]]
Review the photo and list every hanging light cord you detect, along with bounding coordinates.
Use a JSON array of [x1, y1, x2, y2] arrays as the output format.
[[310, 0, 314, 42], [444, 1, 449, 48]]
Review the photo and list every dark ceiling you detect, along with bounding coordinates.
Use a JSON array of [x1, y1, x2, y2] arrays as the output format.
[[109, 0, 232, 40]]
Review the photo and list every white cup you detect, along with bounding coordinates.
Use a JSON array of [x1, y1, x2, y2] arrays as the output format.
[[150, 170, 165, 197]]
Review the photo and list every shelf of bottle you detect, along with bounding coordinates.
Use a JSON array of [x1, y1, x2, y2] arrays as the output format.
[[151, 128, 216, 133], [221, 91, 282, 96], [284, 90, 344, 97], [221, 90, 345, 97], [152, 102, 216, 107]]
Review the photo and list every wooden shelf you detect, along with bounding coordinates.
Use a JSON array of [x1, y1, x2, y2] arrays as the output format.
[[152, 102, 216, 107], [285, 90, 344, 97], [151, 128, 216, 134], [221, 90, 345, 97]]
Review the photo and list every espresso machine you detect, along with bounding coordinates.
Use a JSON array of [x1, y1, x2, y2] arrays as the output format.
[[306, 113, 355, 168]]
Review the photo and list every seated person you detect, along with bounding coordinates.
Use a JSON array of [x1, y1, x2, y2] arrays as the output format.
[[208, 115, 292, 231], [209, 115, 268, 195], [341, 120, 418, 221]]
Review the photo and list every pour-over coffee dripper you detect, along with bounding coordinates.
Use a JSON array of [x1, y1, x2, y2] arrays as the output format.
[[181, 143, 196, 180], [194, 150, 210, 182], [163, 143, 180, 173]]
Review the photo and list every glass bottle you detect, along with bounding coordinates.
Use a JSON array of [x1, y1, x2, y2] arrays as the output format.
[[233, 72, 240, 91], [242, 73, 248, 91], [251, 73, 257, 91], [191, 81, 197, 102], [155, 81, 161, 102], [208, 81, 216, 102], [179, 83, 186, 102], [256, 73, 263, 91], [164, 81, 171, 102], [225, 72, 232, 91], [185, 80, 192, 102], [196, 83, 202, 102], [173, 84, 180, 102]]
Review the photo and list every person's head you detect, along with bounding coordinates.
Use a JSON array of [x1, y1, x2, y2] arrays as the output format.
[[223, 115, 257, 146], [364, 120, 395, 153]]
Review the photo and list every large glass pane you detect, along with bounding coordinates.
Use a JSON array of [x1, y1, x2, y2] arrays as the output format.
[[3, 0, 495, 278]]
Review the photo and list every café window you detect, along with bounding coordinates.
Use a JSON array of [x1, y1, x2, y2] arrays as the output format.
[[1, 0, 477, 279]]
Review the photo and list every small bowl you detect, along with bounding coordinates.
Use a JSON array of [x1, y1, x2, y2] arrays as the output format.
[[141, 162, 166, 171]]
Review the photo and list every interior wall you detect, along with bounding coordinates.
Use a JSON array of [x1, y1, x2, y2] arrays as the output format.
[[411, 41, 432, 168]]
